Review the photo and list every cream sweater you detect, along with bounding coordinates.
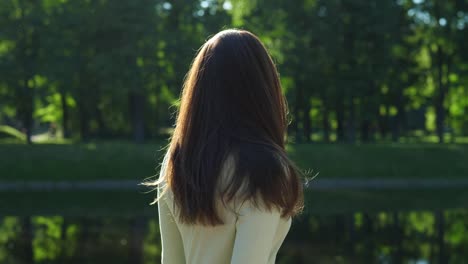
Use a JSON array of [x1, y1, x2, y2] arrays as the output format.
[[157, 153, 292, 264]]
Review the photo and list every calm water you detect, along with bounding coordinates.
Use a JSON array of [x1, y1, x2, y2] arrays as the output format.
[[1, 209, 468, 264]]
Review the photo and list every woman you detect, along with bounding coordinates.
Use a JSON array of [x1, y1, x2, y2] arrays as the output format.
[[148, 29, 304, 264]]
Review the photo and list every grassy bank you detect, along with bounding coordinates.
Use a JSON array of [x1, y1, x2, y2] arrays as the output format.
[[289, 143, 467, 179], [0, 141, 467, 182]]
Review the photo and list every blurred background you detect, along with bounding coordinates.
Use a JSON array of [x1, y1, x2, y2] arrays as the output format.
[[1, 0, 468, 263]]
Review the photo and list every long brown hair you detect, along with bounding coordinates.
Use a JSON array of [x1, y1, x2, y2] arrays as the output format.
[[149, 29, 304, 226]]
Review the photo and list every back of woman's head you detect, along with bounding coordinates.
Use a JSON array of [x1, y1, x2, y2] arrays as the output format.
[[156, 29, 304, 226]]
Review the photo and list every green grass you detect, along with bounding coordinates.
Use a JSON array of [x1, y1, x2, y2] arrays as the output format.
[[0, 141, 467, 181], [0, 141, 165, 182], [289, 143, 468, 179]]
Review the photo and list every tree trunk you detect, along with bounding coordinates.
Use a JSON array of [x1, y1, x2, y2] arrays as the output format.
[[435, 44, 446, 144], [393, 212, 403, 264], [360, 119, 370, 143], [18, 3, 35, 145], [60, 89, 70, 138], [23, 78, 33, 145], [129, 217, 146, 264], [151, 85, 160, 138], [334, 215, 345, 245], [392, 89, 405, 142], [347, 97, 356, 143], [323, 106, 330, 143], [445, 55, 454, 143], [59, 218, 69, 261], [21, 217, 34, 263], [435, 210, 447, 264], [78, 96, 89, 141], [78, 218, 90, 263], [294, 85, 303, 143], [345, 213, 356, 258], [303, 99, 311, 142], [95, 104, 107, 138], [129, 92, 145, 143], [363, 213, 374, 262], [336, 99, 345, 142], [379, 104, 389, 140]]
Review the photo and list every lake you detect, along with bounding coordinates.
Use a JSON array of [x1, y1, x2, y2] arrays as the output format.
[[1, 189, 468, 263]]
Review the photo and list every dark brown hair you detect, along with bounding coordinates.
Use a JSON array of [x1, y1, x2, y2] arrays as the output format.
[[150, 29, 303, 226]]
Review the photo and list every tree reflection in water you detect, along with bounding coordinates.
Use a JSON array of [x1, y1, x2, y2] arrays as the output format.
[[1, 209, 467, 264]]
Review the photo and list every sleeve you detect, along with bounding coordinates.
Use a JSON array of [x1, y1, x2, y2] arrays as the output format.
[[158, 188, 186, 264], [230, 199, 281, 264]]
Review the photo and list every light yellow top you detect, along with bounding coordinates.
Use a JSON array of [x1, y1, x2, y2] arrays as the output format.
[[157, 153, 292, 264]]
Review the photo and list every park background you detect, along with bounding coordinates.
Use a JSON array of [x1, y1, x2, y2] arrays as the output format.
[[1, 0, 468, 263]]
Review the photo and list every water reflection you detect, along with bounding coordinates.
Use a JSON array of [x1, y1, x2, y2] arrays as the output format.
[[1, 209, 467, 264]]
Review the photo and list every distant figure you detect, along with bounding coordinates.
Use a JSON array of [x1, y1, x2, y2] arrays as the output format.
[[146, 29, 304, 264], [49, 122, 57, 139]]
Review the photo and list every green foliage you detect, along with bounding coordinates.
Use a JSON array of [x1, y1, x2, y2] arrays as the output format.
[[32, 216, 63, 262], [0, 125, 26, 141], [0, 0, 467, 143]]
